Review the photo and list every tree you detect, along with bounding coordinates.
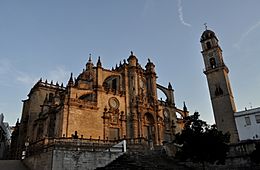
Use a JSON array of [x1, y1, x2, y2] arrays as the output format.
[[174, 112, 230, 169]]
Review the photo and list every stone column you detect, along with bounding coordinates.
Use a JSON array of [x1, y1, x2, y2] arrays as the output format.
[[120, 111, 126, 138], [132, 112, 138, 139], [102, 108, 110, 140], [154, 118, 159, 145]]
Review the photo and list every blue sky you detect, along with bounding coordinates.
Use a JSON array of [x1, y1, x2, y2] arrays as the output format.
[[1, 0, 260, 125]]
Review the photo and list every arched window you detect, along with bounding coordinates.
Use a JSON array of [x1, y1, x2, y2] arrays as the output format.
[[206, 41, 211, 49], [49, 93, 54, 102], [210, 58, 216, 68], [103, 76, 120, 92], [215, 86, 223, 96]]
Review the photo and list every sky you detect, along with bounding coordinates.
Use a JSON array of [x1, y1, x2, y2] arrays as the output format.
[[0, 0, 260, 126]]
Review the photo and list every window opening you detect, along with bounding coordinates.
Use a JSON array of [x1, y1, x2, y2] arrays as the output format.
[[245, 116, 251, 125], [112, 79, 117, 91], [210, 58, 216, 68], [206, 42, 211, 49], [255, 115, 260, 124]]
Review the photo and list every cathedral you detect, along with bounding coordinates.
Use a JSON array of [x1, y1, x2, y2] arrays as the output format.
[[15, 52, 188, 156]]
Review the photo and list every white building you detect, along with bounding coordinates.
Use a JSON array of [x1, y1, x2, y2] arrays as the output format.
[[234, 107, 260, 141]]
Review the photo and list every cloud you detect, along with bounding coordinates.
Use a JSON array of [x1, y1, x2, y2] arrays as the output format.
[[177, 0, 191, 27], [47, 66, 70, 84], [0, 59, 12, 75], [0, 59, 19, 87], [16, 66, 70, 86], [0, 102, 7, 107], [16, 71, 38, 86], [0, 58, 70, 87], [142, 0, 155, 17], [0, 59, 38, 86], [233, 20, 260, 48]]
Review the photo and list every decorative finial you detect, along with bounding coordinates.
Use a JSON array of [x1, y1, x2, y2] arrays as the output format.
[[68, 72, 74, 86], [183, 101, 188, 113], [130, 51, 133, 56], [148, 58, 151, 63], [88, 54, 92, 62], [204, 23, 207, 30], [168, 82, 172, 89], [97, 56, 102, 67], [69, 73, 73, 81]]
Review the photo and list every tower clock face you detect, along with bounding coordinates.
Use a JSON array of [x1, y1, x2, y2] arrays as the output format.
[[109, 97, 119, 109]]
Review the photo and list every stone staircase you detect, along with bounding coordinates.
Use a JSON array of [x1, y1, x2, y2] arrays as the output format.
[[0, 160, 29, 170], [96, 146, 191, 170]]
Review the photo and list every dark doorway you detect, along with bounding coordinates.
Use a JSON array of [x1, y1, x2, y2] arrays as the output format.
[[144, 113, 156, 147]]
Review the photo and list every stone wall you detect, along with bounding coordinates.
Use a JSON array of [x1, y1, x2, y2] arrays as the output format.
[[24, 145, 124, 170], [52, 149, 123, 170], [24, 150, 52, 170]]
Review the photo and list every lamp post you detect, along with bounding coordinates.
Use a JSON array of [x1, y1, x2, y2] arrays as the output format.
[[24, 140, 29, 158]]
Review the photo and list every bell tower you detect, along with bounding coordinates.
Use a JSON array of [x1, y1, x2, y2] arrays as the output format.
[[200, 27, 238, 143]]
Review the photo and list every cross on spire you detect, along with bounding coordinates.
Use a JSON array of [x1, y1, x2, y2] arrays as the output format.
[[204, 23, 208, 30]]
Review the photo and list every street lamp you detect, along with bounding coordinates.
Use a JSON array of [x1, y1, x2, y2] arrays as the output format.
[[22, 140, 29, 159]]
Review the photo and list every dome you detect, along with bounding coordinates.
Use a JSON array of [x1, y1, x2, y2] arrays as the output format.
[[128, 51, 137, 60], [127, 51, 138, 66], [200, 29, 218, 42]]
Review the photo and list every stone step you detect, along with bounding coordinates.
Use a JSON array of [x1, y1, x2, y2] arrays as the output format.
[[0, 160, 29, 170], [97, 151, 191, 170]]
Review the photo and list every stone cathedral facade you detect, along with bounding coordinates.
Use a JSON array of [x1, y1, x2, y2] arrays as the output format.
[[16, 52, 188, 152]]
